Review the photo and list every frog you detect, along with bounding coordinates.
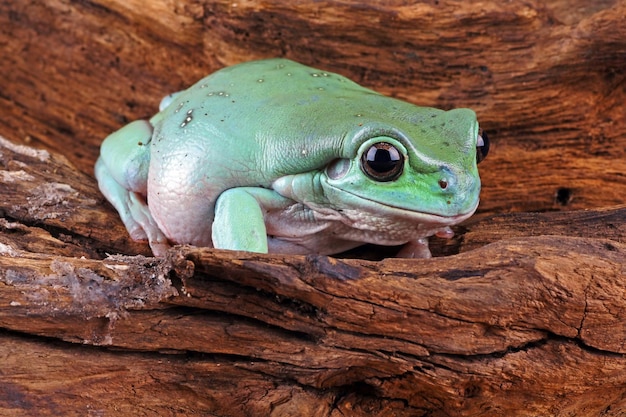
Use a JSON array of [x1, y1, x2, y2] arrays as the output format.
[[95, 58, 488, 258]]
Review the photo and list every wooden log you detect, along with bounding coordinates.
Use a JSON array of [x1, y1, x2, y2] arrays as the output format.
[[1, 135, 626, 415], [1, 0, 625, 415]]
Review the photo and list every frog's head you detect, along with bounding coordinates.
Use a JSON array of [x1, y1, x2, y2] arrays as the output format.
[[319, 108, 488, 237]]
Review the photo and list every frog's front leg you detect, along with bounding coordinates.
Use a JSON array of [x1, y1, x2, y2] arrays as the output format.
[[212, 187, 292, 253], [95, 120, 170, 256]]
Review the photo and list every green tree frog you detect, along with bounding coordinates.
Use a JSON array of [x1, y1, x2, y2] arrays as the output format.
[[95, 58, 488, 258]]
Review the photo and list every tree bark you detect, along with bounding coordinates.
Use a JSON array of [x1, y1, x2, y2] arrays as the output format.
[[1, 0, 625, 415]]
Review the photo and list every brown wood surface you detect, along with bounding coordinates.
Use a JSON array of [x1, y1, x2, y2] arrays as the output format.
[[1, 0, 625, 415]]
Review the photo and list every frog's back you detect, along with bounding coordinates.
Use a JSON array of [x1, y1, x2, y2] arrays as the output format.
[[152, 58, 374, 138], [149, 59, 446, 184], [149, 60, 372, 186], [187, 58, 366, 103], [155, 58, 369, 123]]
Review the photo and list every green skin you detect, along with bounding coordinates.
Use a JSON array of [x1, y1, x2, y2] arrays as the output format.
[[95, 58, 484, 257]]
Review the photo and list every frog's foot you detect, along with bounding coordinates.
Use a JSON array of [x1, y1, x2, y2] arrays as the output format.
[[126, 192, 171, 256], [396, 227, 455, 258], [434, 226, 455, 240], [396, 238, 432, 259], [95, 157, 170, 256]]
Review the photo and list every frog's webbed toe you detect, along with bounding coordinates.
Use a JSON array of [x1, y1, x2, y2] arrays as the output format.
[[396, 238, 432, 259]]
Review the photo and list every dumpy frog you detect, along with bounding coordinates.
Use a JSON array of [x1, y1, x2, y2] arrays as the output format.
[[95, 58, 488, 257]]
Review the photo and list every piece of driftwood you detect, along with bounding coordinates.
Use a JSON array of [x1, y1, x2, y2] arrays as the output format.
[[1, 0, 625, 415], [2, 237, 626, 416], [1, 133, 626, 416]]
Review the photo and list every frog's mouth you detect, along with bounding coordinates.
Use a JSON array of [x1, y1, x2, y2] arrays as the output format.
[[327, 187, 480, 226], [368, 198, 478, 226], [304, 194, 478, 247], [308, 188, 480, 240]]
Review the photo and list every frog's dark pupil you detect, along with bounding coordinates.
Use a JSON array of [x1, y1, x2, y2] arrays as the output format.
[[361, 142, 404, 182], [367, 147, 398, 172], [476, 130, 490, 163]]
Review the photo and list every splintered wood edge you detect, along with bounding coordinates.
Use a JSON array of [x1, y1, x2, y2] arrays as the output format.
[[1, 236, 625, 351]]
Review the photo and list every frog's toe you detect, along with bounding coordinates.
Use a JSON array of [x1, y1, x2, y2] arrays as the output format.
[[126, 222, 148, 241], [126, 222, 170, 256], [396, 238, 432, 259], [127, 192, 170, 254], [149, 239, 171, 257]]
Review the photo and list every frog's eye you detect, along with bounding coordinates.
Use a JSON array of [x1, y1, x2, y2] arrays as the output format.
[[476, 130, 490, 163], [360, 142, 404, 182]]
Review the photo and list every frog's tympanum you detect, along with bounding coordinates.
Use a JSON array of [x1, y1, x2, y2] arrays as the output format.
[[95, 59, 488, 258]]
